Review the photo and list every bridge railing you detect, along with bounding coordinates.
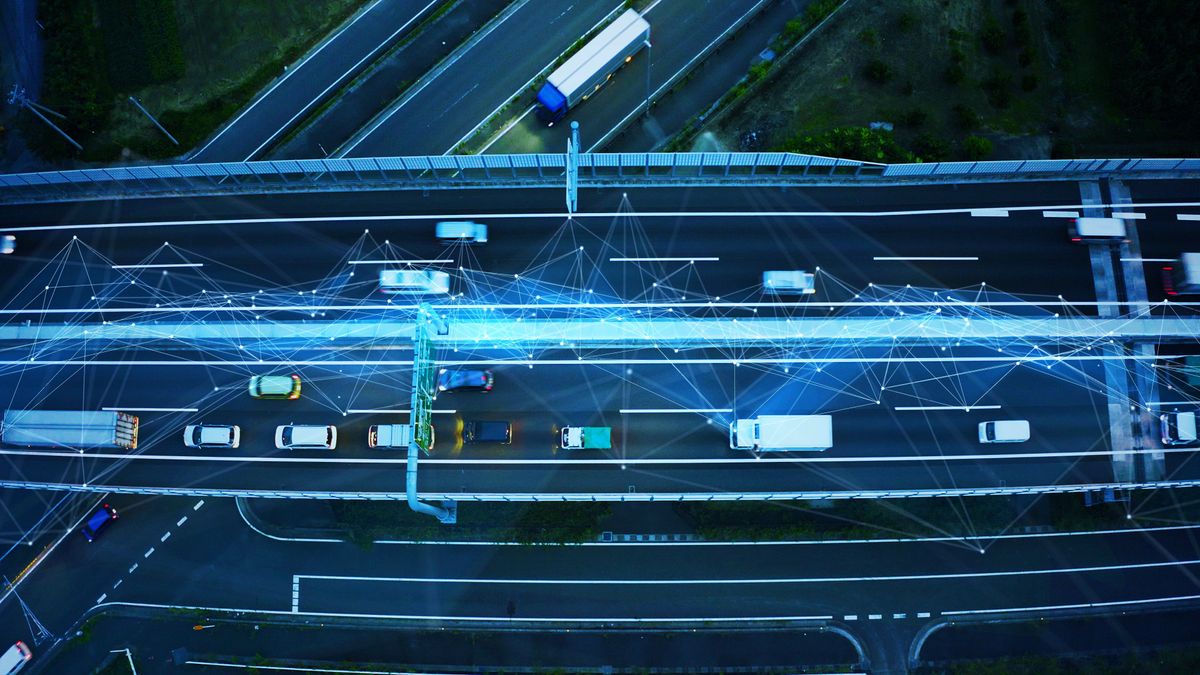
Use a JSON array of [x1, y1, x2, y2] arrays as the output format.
[[1, 153, 1198, 204]]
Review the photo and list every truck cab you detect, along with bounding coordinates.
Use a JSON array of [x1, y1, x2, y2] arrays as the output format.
[[560, 426, 612, 450], [1161, 411, 1198, 446]]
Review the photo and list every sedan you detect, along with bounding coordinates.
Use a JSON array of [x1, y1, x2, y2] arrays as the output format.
[[183, 424, 241, 449], [436, 368, 494, 394]]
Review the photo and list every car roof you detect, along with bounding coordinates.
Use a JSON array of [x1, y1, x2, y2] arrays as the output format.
[[288, 426, 330, 445], [198, 426, 231, 443], [86, 507, 112, 531]]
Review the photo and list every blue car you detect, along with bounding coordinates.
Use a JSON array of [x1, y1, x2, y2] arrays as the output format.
[[436, 368, 494, 395], [81, 504, 118, 542]]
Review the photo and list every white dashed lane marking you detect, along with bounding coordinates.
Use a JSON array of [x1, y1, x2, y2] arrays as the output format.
[[128, 563, 138, 574], [160, 531, 172, 542], [193, 500, 205, 511], [96, 593, 107, 604], [143, 547, 155, 559], [113, 579, 123, 589], [177, 516, 188, 527]]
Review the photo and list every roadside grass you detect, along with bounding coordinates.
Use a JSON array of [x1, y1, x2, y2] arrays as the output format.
[[916, 642, 1200, 675], [331, 501, 611, 548], [697, 0, 1200, 160], [24, 0, 366, 162]]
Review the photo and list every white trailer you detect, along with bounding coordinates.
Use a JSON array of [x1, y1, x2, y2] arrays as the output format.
[[729, 415, 833, 452], [535, 9, 650, 124], [2, 409, 139, 449]]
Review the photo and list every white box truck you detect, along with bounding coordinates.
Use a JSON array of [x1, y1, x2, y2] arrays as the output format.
[[1161, 411, 1197, 446], [1, 409, 139, 449], [1166, 253, 1200, 296], [535, 9, 650, 125], [729, 415, 833, 452], [369, 423, 430, 449]]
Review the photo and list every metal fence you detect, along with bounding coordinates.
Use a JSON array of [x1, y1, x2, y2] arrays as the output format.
[[1, 153, 1199, 204]]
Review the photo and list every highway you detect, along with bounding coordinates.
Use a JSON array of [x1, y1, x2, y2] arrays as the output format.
[[188, 0, 442, 162]]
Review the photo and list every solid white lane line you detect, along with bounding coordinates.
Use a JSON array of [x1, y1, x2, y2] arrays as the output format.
[[101, 407, 198, 413], [873, 256, 978, 261], [177, 516, 188, 527], [942, 593, 1200, 616], [190, 0, 391, 157], [1110, 212, 1146, 219], [609, 257, 719, 262], [474, 105, 535, 153], [1178, 214, 1200, 221], [194, 500, 205, 510], [1120, 257, 1174, 262], [894, 405, 1001, 411], [1147, 401, 1199, 407], [298, 557, 1200, 585], [14, 201, 1200, 234], [348, 259, 453, 265], [111, 263, 203, 269], [346, 409, 456, 414], [969, 209, 1009, 217], [160, 531, 172, 542], [144, 547, 155, 558], [243, 0, 441, 160], [619, 408, 732, 414], [1042, 211, 1080, 218], [0, 445, 1189, 465]]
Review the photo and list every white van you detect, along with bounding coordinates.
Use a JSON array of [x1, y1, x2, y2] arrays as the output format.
[[763, 270, 816, 295], [1161, 411, 1198, 446], [275, 424, 337, 450], [1068, 217, 1126, 242], [979, 420, 1031, 443], [0, 642, 31, 674], [379, 269, 451, 295], [435, 221, 487, 243]]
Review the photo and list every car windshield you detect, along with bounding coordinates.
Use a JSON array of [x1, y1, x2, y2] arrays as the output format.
[[281, 428, 292, 445]]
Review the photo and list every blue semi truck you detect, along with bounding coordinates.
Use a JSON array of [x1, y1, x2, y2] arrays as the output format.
[[536, 9, 651, 125]]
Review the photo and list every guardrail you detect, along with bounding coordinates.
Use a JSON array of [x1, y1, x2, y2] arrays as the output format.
[[0, 153, 1198, 205]]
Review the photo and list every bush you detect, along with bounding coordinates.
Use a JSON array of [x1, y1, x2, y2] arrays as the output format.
[[963, 135, 994, 160], [913, 132, 952, 162], [980, 16, 1005, 53], [952, 103, 981, 130], [99, 0, 185, 90], [944, 62, 966, 85], [896, 9, 916, 32], [1021, 73, 1039, 91], [1011, 7, 1028, 28], [1018, 45, 1035, 67], [863, 58, 893, 84], [746, 60, 773, 85], [983, 70, 1013, 108], [901, 107, 929, 128], [858, 28, 878, 47], [777, 126, 916, 163]]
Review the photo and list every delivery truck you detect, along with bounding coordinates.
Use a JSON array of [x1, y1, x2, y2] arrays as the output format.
[[560, 426, 612, 450], [729, 414, 833, 452], [535, 9, 650, 125], [368, 423, 430, 449], [1165, 253, 1200, 296], [1, 409, 139, 449]]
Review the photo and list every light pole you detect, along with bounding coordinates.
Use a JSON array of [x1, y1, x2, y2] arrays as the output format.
[[643, 38, 652, 115]]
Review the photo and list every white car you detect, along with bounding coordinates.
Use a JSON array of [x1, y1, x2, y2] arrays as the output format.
[[183, 424, 241, 449], [978, 420, 1030, 444], [275, 424, 337, 450], [435, 221, 487, 243], [379, 269, 450, 295], [0, 642, 31, 674], [763, 270, 816, 295], [0, 235, 14, 255]]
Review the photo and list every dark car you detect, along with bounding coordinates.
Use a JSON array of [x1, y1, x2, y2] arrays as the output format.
[[463, 420, 512, 445], [81, 503, 118, 542], [437, 368, 494, 394]]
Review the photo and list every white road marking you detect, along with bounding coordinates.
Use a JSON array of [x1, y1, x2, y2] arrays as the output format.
[[619, 408, 732, 414], [893, 405, 1001, 411], [348, 259, 453, 265], [844, 614, 858, 621], [873, 256, 978, 261], [1120, 258, 1174, 262], [892, 613, 906, 619], [1177, 214, 1200, 221], [6, 445, 1196, 466], [111, 263, 203, 269], [143, 547, 155, 558], [969, 209, 1009, 217], [96, 593, 107, 604], [346, 409, 457, 414], [1042, 210, 1080, 218], [1110, 212, 1146, 219], [128, 563, 139, 574], [346, 0, 541, 156], [297, 557, 1200, 585], [177, 516, 188, 527], [943, 593, 1200, 616], [0, 445, 1190, 465], [20, 201, 1200, 234], [917, 612, 931, 618], [0, 494, 109, 608], [610, 257, 719, 262], [102, 407, 198, 412], [475, 105, 535, 153], [194, 500, 205, 510], [868, 614, 882, 620], [113, 579, 123, 589], [160, 531, 172, 542], [1147, 401, 1199, 407]]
